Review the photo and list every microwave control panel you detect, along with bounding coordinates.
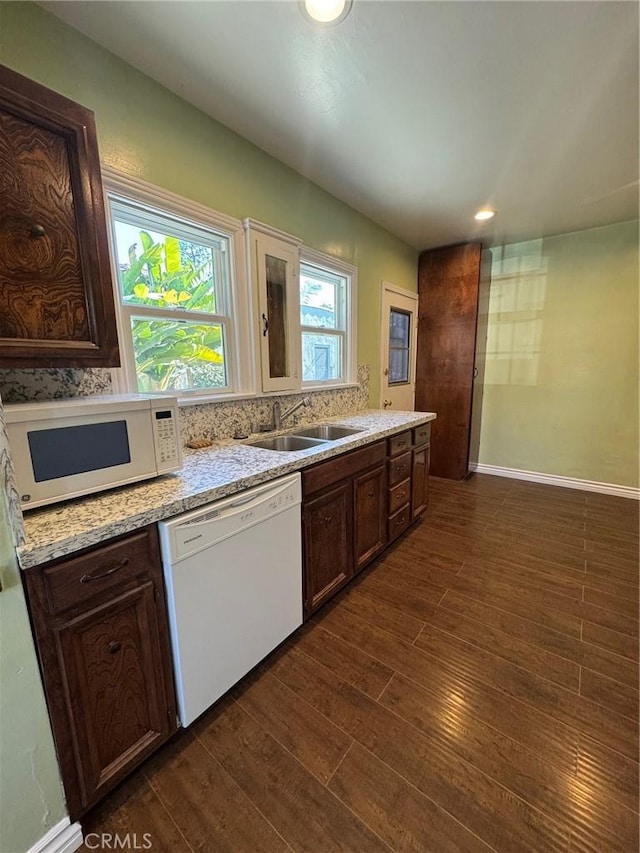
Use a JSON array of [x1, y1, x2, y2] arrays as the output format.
[[153, 409, 182, 472]]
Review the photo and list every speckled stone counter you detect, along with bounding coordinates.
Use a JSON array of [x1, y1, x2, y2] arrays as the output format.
[[18, 409, 436, 569]]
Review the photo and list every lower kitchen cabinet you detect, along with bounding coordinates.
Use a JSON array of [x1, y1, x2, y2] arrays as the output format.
[[303, 481, 353, 613], [354, 463, 387, 570], [412, 440, 431, 519], [302, 440, 387, 617], [23, 525, 177, 820]]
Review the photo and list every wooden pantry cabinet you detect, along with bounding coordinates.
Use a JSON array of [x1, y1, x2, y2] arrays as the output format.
[[0, 64, 119, 367], [23, 525, 176, 820], [415, 243, 490, 480]]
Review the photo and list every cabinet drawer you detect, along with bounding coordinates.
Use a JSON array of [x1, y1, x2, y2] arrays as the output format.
[[388, 451, 412, 486], [388, 431, 412, 457], [388, 505, 411, 542], [43, 528, 157, 615], [303, 440, 386, 496], [413, 423, 431, 447], [389, 477, 411, 515]]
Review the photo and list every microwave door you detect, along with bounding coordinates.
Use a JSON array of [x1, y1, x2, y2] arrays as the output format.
[[12, 410, 158, 509]]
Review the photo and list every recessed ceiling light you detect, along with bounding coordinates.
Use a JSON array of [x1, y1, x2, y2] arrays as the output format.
[[474, 208, 496, 221], [301, 0, 353, 25]]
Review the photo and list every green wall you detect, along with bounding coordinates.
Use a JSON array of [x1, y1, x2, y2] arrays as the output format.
[[0, 482, 67, 853], [0, 1, 418, 407], [478, 220, 639, 487]]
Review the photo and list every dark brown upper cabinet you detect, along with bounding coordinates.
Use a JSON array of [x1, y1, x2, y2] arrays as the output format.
[[0, 65, 119, 367]]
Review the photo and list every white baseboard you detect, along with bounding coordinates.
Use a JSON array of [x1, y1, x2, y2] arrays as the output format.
[[27, 818, 83, 853], [469, 463, 640, 500]]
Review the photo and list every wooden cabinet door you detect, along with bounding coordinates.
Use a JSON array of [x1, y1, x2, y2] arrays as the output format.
[[23, 526, 176, 820], [412, 443, 430, 519], [415, 242, 484, 479], [55, 582, 174, 813], [354, 464, 387, 571], [0, 64, 119, 367], [303, 481, 352, 616]]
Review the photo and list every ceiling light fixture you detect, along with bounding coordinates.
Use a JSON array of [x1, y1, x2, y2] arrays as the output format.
[[301, 0, 353, 25], [474, 208, 496, 221]]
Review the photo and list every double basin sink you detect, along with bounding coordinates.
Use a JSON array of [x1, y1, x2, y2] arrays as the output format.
[[245, 424, 363, 452]]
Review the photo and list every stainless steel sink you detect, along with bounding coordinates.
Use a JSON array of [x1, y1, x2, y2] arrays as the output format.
[[292, 424, 364, 441], [245, 435, 329, 452]]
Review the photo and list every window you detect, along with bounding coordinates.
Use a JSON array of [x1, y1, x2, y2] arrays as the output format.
[[299, 250, 357, 386], [104, 172, 251, 400], [388, 308, 411, 384]]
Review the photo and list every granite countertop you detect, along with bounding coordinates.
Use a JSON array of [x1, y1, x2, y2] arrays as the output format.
[[18, 409, 436, 569]]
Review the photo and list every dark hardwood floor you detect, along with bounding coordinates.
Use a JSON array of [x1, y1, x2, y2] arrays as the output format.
[[80, 474, 639, 853]]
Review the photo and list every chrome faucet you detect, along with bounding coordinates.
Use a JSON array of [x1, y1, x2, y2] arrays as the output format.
[[273, 396, 312, 430]]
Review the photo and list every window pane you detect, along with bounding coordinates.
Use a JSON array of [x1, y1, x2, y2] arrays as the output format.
[[300, 265, 341, 330], [302, 332, 342, 382], [114, 219, 226, 314], [389, 309, 410, 347], [130, 317, 226, 393], [389, 347, 409, 383]]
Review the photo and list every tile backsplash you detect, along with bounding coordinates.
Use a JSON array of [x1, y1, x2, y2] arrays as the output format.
[[0, 368, 113, 402]]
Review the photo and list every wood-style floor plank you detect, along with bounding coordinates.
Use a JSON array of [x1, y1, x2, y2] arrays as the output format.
[[80, 473, 638, 853], [328, 743, 494, 853], [233, 667, 353, 784], [439, 590, 639, 687], [144, 732, 290, 853], [194, 699, 390, 853], [271, 645, 571, 853]]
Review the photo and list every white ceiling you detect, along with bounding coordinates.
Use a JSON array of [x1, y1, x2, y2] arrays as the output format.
[[44, 0, 639, 250]]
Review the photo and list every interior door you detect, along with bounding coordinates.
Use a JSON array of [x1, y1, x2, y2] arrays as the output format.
[[380, 283, 418, 410]]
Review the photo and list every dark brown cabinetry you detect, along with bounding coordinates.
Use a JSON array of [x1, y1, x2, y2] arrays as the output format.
[[23, 526, 176, 820], [354, 464, 387, 571], [303, 482, 353, 614], [0, 64, 119, 367], [411, 430, 431, 520], [386, 424, 431, 543], [415, 243, 490, 480], [302, 441, 387, 616]]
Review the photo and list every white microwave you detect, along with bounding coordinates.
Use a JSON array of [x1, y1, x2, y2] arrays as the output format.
[[5, 394, 182, 511]]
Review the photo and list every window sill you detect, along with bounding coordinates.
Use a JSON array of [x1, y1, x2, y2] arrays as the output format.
[[301, 381, 360, 393]]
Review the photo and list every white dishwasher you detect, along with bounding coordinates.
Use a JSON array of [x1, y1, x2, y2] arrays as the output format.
[[158, 472, 302, 726]]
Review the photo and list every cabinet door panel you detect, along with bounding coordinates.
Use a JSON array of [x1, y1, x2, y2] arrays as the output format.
[[354, 464, 387, 571], [57, 583, 171, 808], [303, 482, 352, 615], [253, 232, 300, 392], [0, 64, 119, 367], [412, 444, 430, 519]]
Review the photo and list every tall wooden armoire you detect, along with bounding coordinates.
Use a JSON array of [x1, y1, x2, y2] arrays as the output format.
[[415, 242, 490, 480]]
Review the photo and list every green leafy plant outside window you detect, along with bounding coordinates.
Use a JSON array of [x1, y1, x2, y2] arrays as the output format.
[[117, 229, 227, 393]]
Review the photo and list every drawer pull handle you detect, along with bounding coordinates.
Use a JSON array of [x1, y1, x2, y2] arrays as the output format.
[[108, 641, 121, 654], [80, 558, 129, 584]]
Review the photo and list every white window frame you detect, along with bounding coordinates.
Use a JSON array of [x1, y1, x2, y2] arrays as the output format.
[[299, 247, 357, 390], [102, 168, 254, 404]]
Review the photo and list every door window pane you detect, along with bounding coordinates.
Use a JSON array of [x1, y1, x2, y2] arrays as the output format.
[[388, 309, 411, 383]]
